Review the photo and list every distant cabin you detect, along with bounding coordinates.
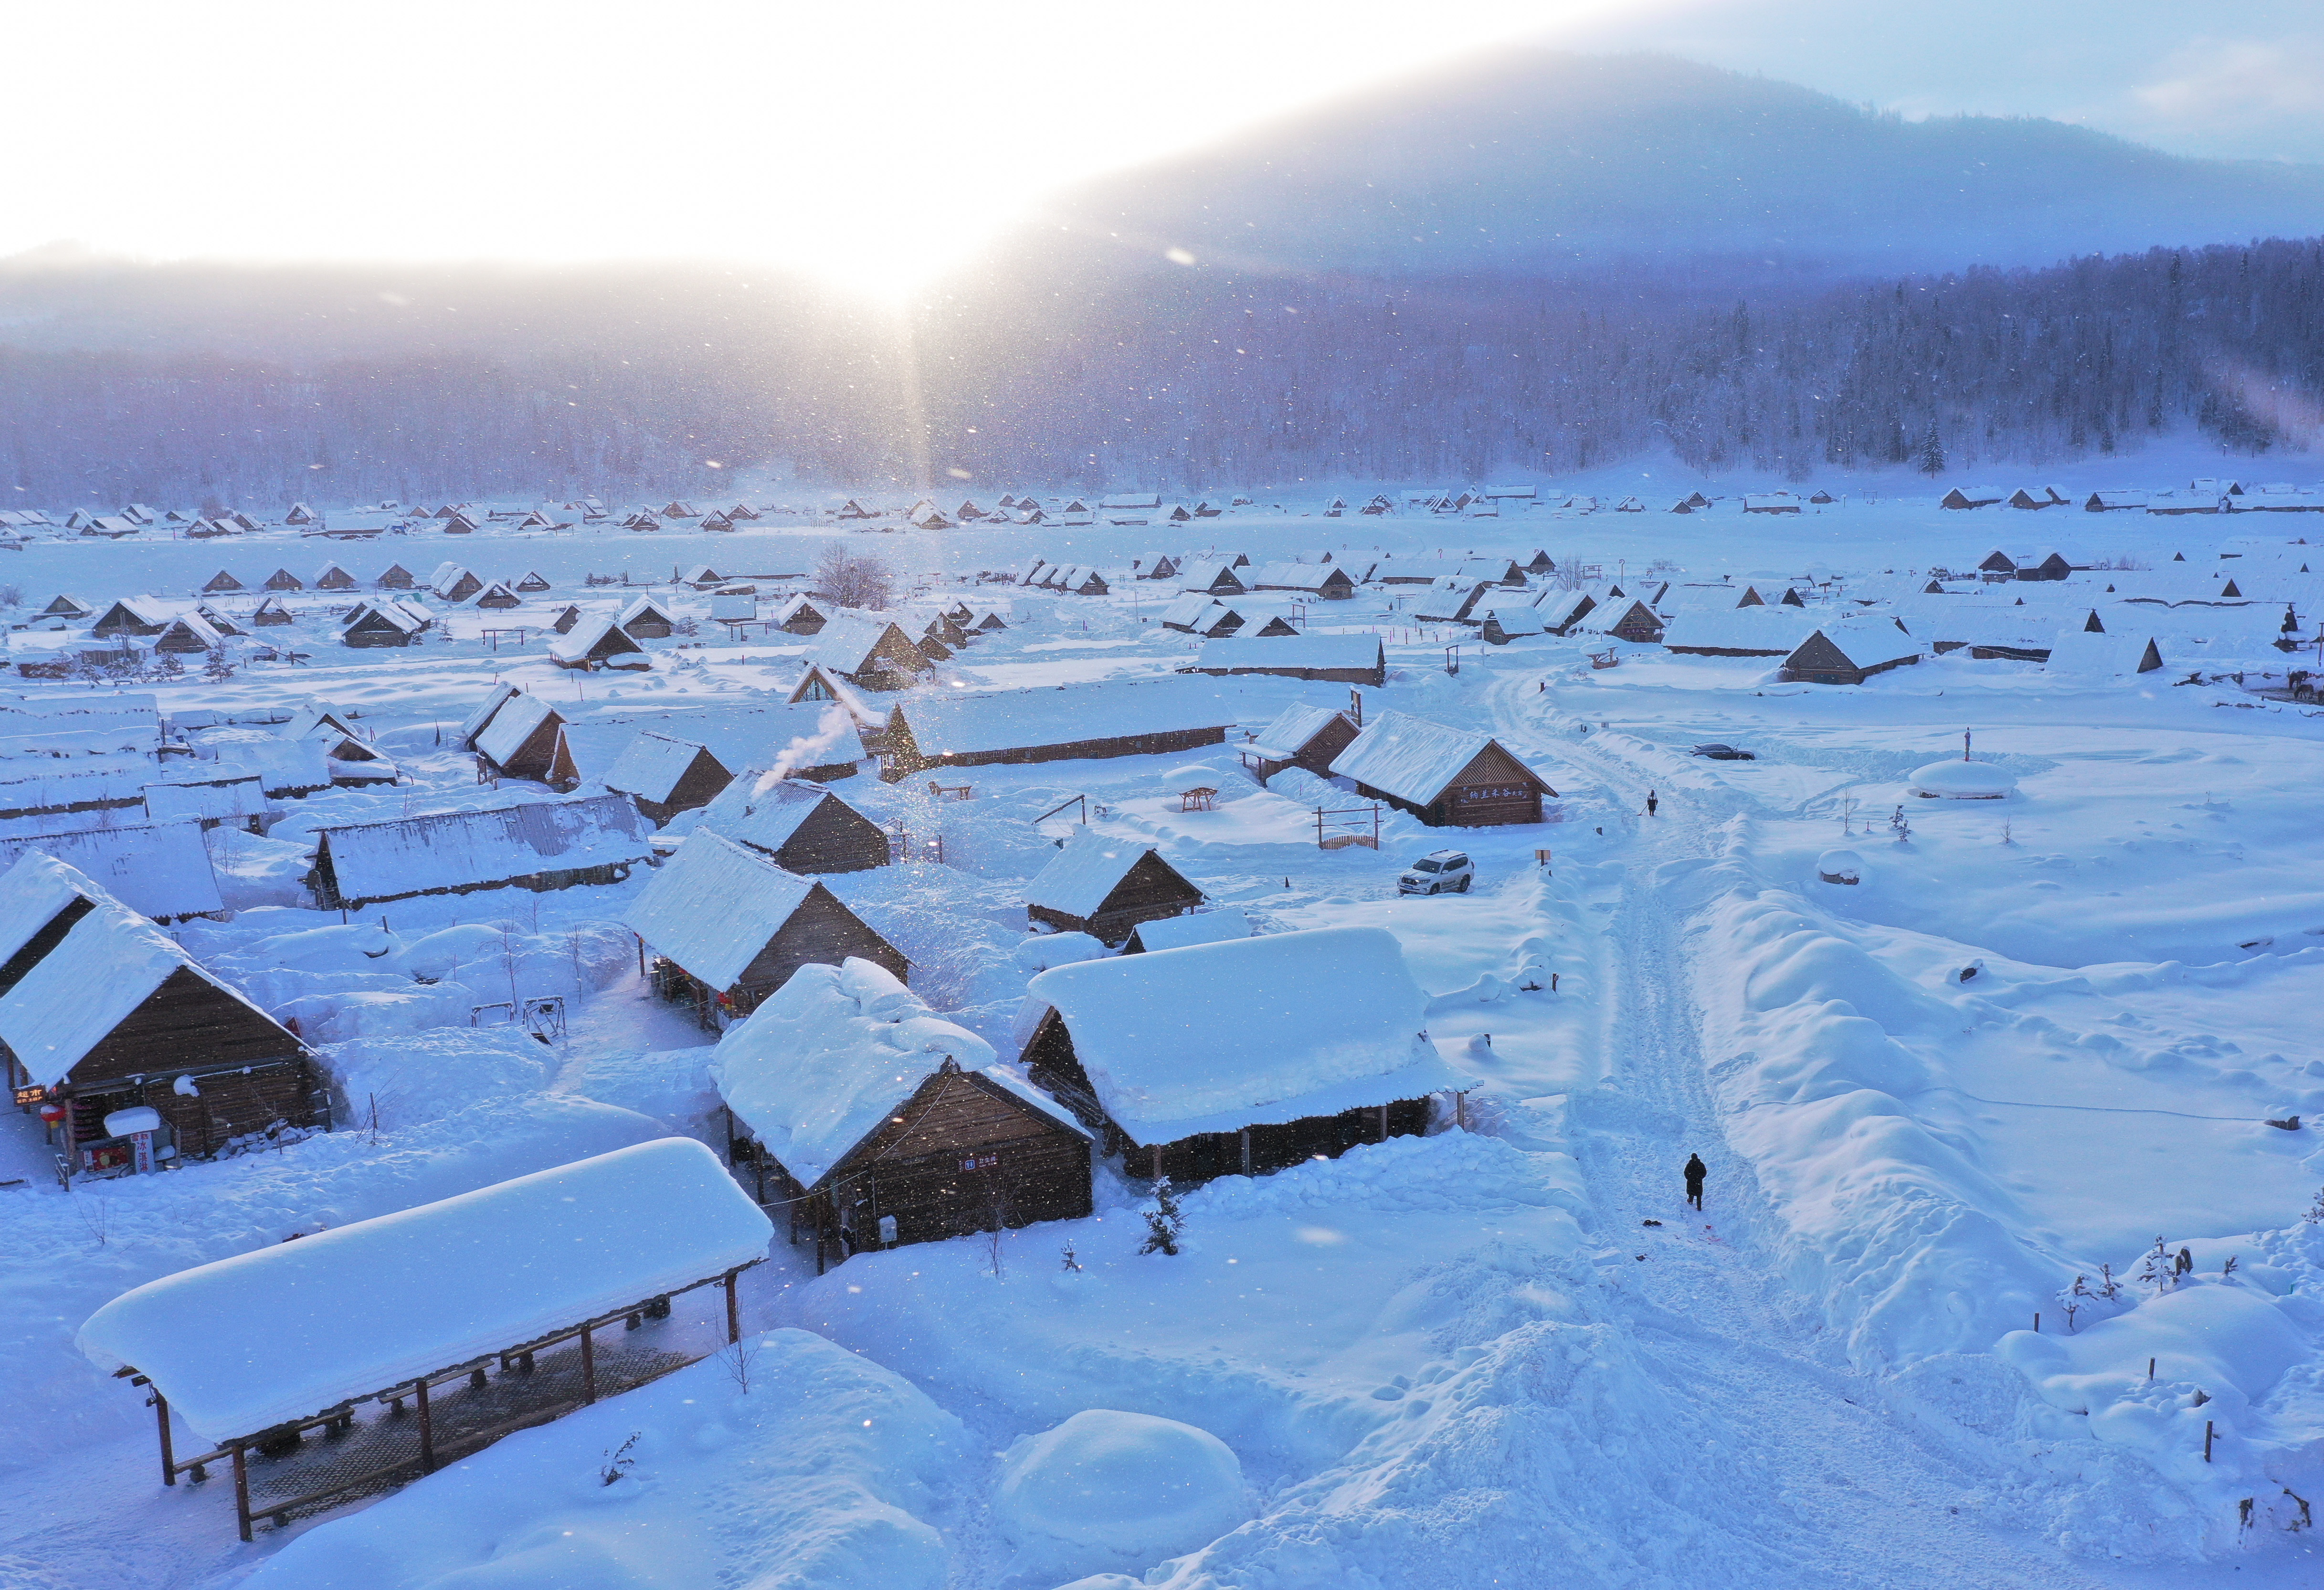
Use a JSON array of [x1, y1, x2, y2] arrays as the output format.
[[1414, 579, 1495, 623], [474, 580, 521, 610], [1938, 487, 2004, 510], [2005, 488, 2054, 511], [313, 563, 358, 591], [880, 679, 1238, 781], [0, 853, 320, 1165], [1659, 609, 1817, 657], [340, 600, 427, 647], [2083, 491, 2149, 513], [1523, 550, 1554, 574], [604, 732, 733, 826], [547, 613, 647, 671], [626, 832, 908, 1022], [715, 960, 1091, 1271], [1574, 597, 1667, 643], [1157, 592, 1243, 636], [681, 564, 724, 589], [1779, 623, 1922, 685], [38, 595, 92, 620], [375, 563, 416, 590], [549, 603, 581, 633], [92, 598, 175, 638], [514, 570, 552, 592], [1186, 633, 1385, 686], [663, 501, 701, 519], [617, 594, 676, 639], [155, 613, 226, 654], [1331, 710, 1553, 827], [263, 569, 303, 591], [1177, 559, 1247, 596], [698, 774, 888, 873], [802, 613, 930, 691], [307, 796, 650, 910], [461, 684, 581, 790], [284, 503, 316, 525], [1451, 558, 1526, 589], [1024, 830, 1205, 944], [1476, 602, 1546, 645], [1243, 705, 1360, 781], [1136, 553, 1182, 581], [201, 570, 244, 594], [432, 567, 483, 603], [1021, 926, 1465, 1186], [1247, 563, 1357, 599]]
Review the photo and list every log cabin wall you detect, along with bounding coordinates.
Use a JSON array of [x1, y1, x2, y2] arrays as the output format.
[[637, 751, 734, 826], [824, 1071, 1092, 1248], [729, 887, 909, 1008], [1026, 853, 1204, 945], [763, 798, 889, 874], [883, 720, 1227, 781]]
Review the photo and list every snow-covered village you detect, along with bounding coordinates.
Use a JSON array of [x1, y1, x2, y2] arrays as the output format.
[[8, 9, 2324, 1590]]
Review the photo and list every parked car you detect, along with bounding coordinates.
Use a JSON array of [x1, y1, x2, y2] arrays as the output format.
[[1397, 850, 1474, 895], [1691, 743, 1755, 760]]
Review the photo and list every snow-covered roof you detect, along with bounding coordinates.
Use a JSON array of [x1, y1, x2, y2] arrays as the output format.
[[755, 701, 867, 770], [76, 1137, 771, 1443], [1797, 624, 1922, 670], [1659, 608, 1819, 653], [604, 732, 720, 804], [318, 796, 647, 902], [0, 868, 269, 1086], [1190, 633, 1381, 674], [1129, 908, 1252, 952], [1245, 561, 1349, 590], [546, 612, 640, 666], [616, 593, 675, 628], [1159, 591, 1223, 628], [896, 678, 1244, 759], [1329, 710, 1535, 805], [623, 831, 813, 991], [1026, 926, 1465, 1143], [142, 774, 268, 826], [807, 612, 912, 676], [475, 692, 561, 768], [214, 735, 334, 796], [0, 767, 151, 817], [0, 695, 157, 757], [698, 773, 845, 857], [2046, 628, 2162, 677], [1024, 828, 1165, 919], [1247, 704, 1351, 761], [458, 683, 519, 748], [0, 821, 222, 921], [0, 850, 110, 969], [712, 958, 1064, 1187]]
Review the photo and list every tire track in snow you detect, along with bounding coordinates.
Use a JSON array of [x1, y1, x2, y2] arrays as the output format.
[[1483, 671, 2118, 1590]]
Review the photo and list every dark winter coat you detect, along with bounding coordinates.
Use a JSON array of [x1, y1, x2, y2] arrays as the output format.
[[1683, 1154, 1706, 1188]]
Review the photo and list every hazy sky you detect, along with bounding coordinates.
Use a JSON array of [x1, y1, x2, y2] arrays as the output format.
[[6, 1, 2317, 293]]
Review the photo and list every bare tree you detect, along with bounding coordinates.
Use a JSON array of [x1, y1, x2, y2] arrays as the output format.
[[814, 544, 895, 611]]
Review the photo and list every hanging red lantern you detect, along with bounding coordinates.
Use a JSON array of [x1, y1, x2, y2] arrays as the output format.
[[38, 1103, 66, 1128]]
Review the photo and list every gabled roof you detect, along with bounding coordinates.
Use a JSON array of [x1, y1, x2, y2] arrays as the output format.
[[712, 958, 1056, 1188], [616, 593, 676, 628], [475, 691, 564, 767], [894, 678, 1242, 758], [317, 795, 646, 903], [1329, 710, 1551, 805], [1026, 926, 1464, 1144], [1248, 703, 1355, 760], [787, 662, 885, 727], [547, 612, 644, 666], [604, 732, 727, 805], [698, 773, 852, 856], [1024, 829, 1172, 919], [622, 831, 817, 991], [807, 612, 921, 677]]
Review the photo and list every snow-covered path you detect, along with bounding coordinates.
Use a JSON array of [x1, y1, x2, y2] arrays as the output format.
[[1481, 671, 2139, 1587]]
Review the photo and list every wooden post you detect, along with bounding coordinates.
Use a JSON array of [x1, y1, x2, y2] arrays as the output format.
[[725, 1269, 741, 1344], [1240, 1128, 1251, 1177], [415, 1377, 435, 1474], [155, 1390, 175, 1485], [1379, 1103, 1389, 1142], [2205, 1420, 2216, 1462], [232, 1443, 252, 1543], [1455, 1091, 1467, 1131], [580, 1325, 597, 1405]]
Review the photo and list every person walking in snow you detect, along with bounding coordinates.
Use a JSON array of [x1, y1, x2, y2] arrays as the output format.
[[1646, 789, 1659, 817], [1684, 1153, 1706, 1210]]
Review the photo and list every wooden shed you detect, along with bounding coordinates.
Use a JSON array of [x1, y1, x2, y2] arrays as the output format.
[[617, 594, 676, 639], [156, 613, 227, 654], [1158, 592, 1245, 636], [1021, 926, 1464, 1186], [715, 959, 1090, 1270], [1177, 559, 1247, 596], [699, 775, 887, 872], [1573, 597, 1666, 643], [307, 795, 651, 910], [1779, 623, 1923, 685], [549, 604, 581, 634], [771, 594, 829, 634], [1243, 704, 1360, 781], [474, 581, 521, 610], [804, 613, 930, 691], [1187, 633, 1385, 686], [93, 598, 175, 638], [0, 853, 319, 1169], [1247, 563, 1358, 600], [460, 684, 580, 790], [514, 570, 552, 593], [340, 601, 426, 648], [313, 563, 358, 591], [375, 564, 416, 590], [603, 732, 733, 825], [263, 569, 304, 592], [1024, 830, 1204, 944], [1330, 710, 1553, 827], [625, 832, 908, 1022], [430, 565, 483, 603], [547, 613, 648, 671], [38, 594, 93, 620], [201, 571, 244, 594], [880, 678, 1238, 781]]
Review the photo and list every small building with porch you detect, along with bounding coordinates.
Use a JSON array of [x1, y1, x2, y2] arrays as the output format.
[[1024, 829, 1204, 944], [1020, 926, 1465, 1185], [1329, 711, 1553, 827]]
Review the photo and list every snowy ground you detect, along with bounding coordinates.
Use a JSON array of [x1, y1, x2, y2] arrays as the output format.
[[3, 488, 2323, 1588]]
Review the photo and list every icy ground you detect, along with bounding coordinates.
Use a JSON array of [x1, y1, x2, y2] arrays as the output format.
[[1, 493, 2322, 1587]]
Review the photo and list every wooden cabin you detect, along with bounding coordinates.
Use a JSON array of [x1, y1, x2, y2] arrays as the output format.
[[1243, 704, 1360, 781], [699, 775, 888, 872], [1159, 592, 1243, 636], [375, 563, 416, 590], [682, 564, 724, 589], [1247, 562, 1357, 600], [474, 581, 521, 610], [431, 566, 483, 603], [625, 832, 908, 1022], [803, 613, 930, 691], [548, 614, 646, 671], [340, 601, 426, 647], [201, 570, 245, 594], [263, 569, 304, 591], [461, 684, 580, 790], [313, 563, 358, 590], [881, 679, 1237, 780], [1779, 623, 1922, 685], [1414, 579, 1496, 623], [1330, 710, 1553, 827], [715, 960, 1090, 1269], [603, 732, 734, 825], [1024, 830, 1204, 945], [514, 570, 552, 593], [249, 595, 295, 627], [93, 598, 175, 638], [38, 594, 93, 621], [771, 594, 828, 634], [1939, 487, 2005, 511], [1137, 553, 1182, 580], [155, 613, 226, 654], [549, 604, 581, 633], [0, 853, 319, 1169], [1021, 926, 1463, 1186], [617, 594, 676, 639], [1574, 598, 1666, 644], [1177, 559, 1247, 596], [1187, 633, 1385, 685], [0, 819, 221, 921], [307, 796, 650, 910]]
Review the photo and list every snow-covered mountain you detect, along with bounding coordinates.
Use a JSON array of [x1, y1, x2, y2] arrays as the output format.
[[1018, 49, 2324, 281]]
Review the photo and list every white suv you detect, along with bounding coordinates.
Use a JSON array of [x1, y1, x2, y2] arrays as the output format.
[[1398, 850, 1474, 895]]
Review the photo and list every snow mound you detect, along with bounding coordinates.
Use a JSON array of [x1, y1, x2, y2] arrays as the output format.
[[994, 1410, 1248, 1580], [1816, 848, 1862, 884], [1906, 758, 2017, 799], [1015, 930, 1109, 971]]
